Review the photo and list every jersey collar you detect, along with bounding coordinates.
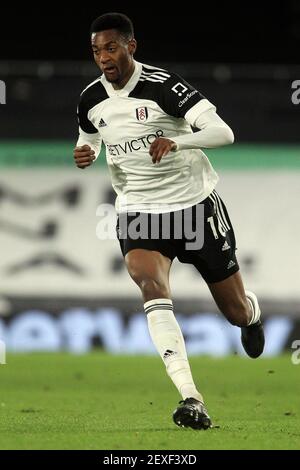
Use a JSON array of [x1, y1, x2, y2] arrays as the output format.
[[100, 60, 142, 97]]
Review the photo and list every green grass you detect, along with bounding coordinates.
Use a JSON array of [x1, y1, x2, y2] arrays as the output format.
[[0, 354, 299, 450]]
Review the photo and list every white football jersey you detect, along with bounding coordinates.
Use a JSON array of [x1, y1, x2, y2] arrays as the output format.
[[77, 61, 219, 213]]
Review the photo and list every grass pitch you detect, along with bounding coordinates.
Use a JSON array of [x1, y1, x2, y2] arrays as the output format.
[[0, 353, 299, 450]]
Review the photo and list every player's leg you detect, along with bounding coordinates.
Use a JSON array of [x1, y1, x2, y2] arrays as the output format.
[[208, 270, 252, 327], [125, 248, 171, 302], [189, 190, 264, 358], [176, 191, 264, 358], [208, 271, 264, 358], [125, 248, 211, 429]]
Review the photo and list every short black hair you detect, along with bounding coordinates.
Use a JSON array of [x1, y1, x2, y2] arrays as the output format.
[[90, 13, 134, 40]]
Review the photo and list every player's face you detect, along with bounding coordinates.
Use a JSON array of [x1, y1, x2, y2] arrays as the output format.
[[91, 30, 136, 88]]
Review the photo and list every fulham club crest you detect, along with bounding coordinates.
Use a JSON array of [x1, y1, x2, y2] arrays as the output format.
[[136, 107, 148, 122]]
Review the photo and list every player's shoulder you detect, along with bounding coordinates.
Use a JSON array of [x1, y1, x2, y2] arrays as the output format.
[[132, 63, 189, 102], [138, 63, 197, 100], [134, 63, 203, 117], [140, 63, 182, 87], [79, 76, 109, 109]]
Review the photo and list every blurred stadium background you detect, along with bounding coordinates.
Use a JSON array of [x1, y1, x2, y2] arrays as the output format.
[[0, 2, 300, 359]]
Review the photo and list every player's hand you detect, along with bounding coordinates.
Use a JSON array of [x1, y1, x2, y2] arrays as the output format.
[[149, 137, 177, 164], [73, 145, 96, 169]]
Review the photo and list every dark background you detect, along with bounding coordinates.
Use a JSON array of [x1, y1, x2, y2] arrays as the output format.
[[1, 0, 299, 142], [1, 0, 300, 63]]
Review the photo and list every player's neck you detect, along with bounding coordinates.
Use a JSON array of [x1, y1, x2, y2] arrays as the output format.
[[112, 61, 135, 90]]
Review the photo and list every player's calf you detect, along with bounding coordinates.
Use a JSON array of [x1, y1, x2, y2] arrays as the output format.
[[219, 298, 251, 327]]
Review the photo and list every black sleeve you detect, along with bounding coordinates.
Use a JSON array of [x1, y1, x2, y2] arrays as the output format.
[[77, 94, 99, 134], [159, 73, 206, 118]]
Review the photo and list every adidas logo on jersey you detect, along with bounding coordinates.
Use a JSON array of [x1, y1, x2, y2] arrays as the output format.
[[227, 260, 236, 269], [222, 241, 230, 251], [99, 118, 107, 128], [163, 349, 177, 359]]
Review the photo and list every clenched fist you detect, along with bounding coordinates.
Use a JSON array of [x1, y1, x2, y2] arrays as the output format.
[[149, 137, 177, 164], [73, 144, 96, 169]]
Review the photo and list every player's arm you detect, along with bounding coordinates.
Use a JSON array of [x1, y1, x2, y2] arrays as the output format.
[[74, 129, 102, 169], [150, 104, 234, 163], [74, 94, 102, 169], [149, 73, 234, 163], [170, 101, 234, 151]]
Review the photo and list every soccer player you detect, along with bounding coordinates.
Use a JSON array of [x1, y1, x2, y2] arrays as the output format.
[[74, 12, 265, 430]]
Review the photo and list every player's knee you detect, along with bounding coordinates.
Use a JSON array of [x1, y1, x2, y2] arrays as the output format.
[[126, 263, 169, 298], [126, 252, 170, 299], [222, 300, 250, 327]]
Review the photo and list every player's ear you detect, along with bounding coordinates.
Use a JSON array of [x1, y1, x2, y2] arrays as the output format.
[[128, 39, 137, 56]]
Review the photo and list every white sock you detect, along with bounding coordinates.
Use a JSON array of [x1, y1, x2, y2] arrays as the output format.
[[246, 290, 261, 325], [145, 298, 203, 402]]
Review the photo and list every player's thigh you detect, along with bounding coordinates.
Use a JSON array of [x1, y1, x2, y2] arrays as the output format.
[[125, 248, 172, 287]]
